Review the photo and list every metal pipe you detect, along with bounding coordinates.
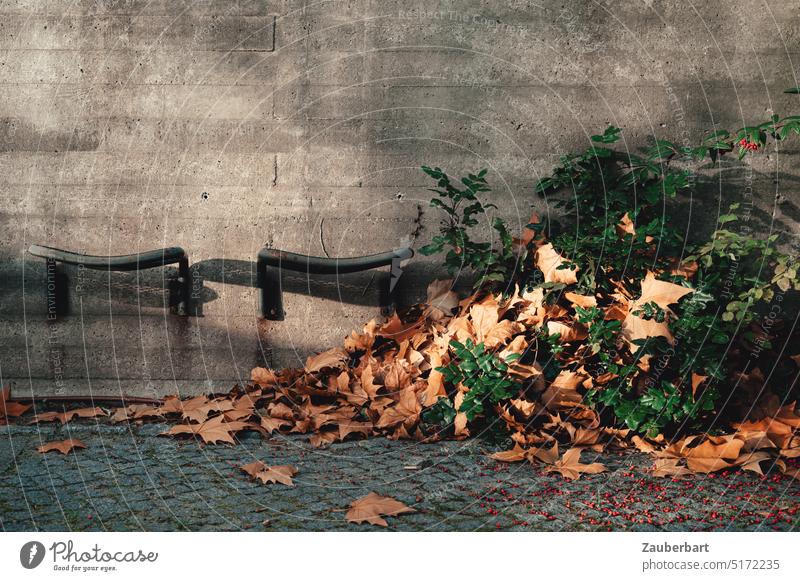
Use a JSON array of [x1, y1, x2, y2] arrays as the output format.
[[27, 244, 191, 317], [7, 395, 164, 406], [28, 245, 188, 271], [257, 246, 413, 320], [257, 247, 412, 275]]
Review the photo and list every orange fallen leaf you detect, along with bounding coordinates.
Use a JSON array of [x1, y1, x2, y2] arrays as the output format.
[[161, 415, 252, 445], [346, 492, 416, 527], [631, 435, 659, 454], [564, 292, 597, 309], [736, 451, 773, 476], [377, 314, 424, 344], [536, 243, 578, 284], [338, 420, 373, 441], [622, 311, 674, 344], [30, 407, 107, 425], [615, 212, 636, 237], [111, 404, 163, 423], [251, 367, 279, 387], [305, 348, 348, 374], [37, 439, 86, 455], [0, 386, 30, 419], [376, 387, 421, 429], [541, 370, 585, 408], [691, 373, 708, 399], [241, 461, 298, 486], [651, 458, 692, 478], [425, 279, 459, 319], [259, 415, 291, 434], [182, 398, 234, 424], [545, 448, 606, 480], [546, 320, 589, 343], [634, 271, 693, 311], [490, 444, 528, 462], [528, 442, 561, 465]]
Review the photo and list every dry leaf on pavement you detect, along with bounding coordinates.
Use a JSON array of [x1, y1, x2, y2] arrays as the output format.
[[161, 415, 252, 445], [241, 461, 298, 486], [37, 439, 86, 455], [30, 407, 107, 425], [346, 492, 416, 527], [545, 448, 606, 480], [0, 386, 30, 419]]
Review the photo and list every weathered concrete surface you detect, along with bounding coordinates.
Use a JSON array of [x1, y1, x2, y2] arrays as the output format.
[[2, 421, 799, 531], [1, 1, 799, 397]]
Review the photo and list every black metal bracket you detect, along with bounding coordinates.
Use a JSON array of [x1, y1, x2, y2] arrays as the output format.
[[27, 244, 191, 317], [256, 246, 413, 320]]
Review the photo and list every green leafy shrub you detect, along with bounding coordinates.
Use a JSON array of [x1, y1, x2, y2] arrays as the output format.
[[420, 108, 800, 436], [418, 166, 516, 288], [436, 339, 519, 421]]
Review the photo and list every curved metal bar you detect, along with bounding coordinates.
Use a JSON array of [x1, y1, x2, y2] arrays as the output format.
[[27, 244, 191, 317], [257, 247, 412, 275], [257, 246, 414, 320], [28, 244, 187, 271]]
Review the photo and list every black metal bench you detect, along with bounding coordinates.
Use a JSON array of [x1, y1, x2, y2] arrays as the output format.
[[27, 245, 191, 316], [257, 246, 413, 320]]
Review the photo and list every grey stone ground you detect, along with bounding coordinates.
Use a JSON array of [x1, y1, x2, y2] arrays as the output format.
[[1, 421, 798, 532]]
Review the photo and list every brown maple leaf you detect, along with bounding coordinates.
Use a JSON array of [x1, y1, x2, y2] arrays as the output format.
[[158, 394, 204, 417], [241, 461, 298, 486], [310, 431, 338, 448], [183, 397, 234, 424], [634, 271, 694, 310], [251, 367, 279, 387], [564, 292, 597, 309], [546, 320, 589, 343], [622, 311, 674, 344], [37, 439, 86, 455], [377, 314, 424, 343], [338, 420, 373, 441], [615, 212, 636, 237], [223, 396, 256, 422], [305, 348, 348, 374], [111, 404, 163, 423], [736, 451, 774, 476], [536, 243, 578, 284], [490, 444, 528, 462], [376, 387, 421, 429], [691, 373, 708, 399], [346, 492, 416, 527], [545, 448, 607, 480], [424, 279, 459, 320], [421, 349, 447, 406], [0, 386, 31, 419], [659, 434, 744, 473], [651, 458, 692, 478], [30, 407, 107, 425], [161, 415, 252, 445], [541, 370, 585, 409], [259, 414, 291, 434]]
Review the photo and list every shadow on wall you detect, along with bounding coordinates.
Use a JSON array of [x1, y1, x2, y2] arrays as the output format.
[[17, 257, 442, 318]]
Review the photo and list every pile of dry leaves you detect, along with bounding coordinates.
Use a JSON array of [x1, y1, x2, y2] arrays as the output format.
[[134, 232, 795, 482], [2, 212, 799, 490], [5, 251, 798, 486]]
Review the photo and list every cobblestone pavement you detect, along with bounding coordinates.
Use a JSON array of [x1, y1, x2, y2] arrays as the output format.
[[1, 421, 799, 531]]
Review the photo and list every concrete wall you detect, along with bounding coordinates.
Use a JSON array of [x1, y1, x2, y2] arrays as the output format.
[[1, 0, 799, 398]]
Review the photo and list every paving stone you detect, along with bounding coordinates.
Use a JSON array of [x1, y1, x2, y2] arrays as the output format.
[[1, 421, 799, 531]]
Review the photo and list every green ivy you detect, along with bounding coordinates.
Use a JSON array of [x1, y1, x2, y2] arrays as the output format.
[[436, 339, 519, 421]]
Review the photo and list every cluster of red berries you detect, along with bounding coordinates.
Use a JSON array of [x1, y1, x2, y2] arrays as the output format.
[[739, 137, 760, 151]]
